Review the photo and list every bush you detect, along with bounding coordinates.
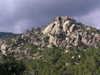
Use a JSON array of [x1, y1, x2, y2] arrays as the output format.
[[44, 36, 50, 41], [29, 44, 38, 54], [0, 52, 26, 75], [6, 39, 15, 45]]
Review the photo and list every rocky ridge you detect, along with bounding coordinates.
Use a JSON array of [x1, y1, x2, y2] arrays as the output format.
[[0, 16, 100, 59]]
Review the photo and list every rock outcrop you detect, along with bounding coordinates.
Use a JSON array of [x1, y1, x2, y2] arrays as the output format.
[[0, 15, 100, 57]]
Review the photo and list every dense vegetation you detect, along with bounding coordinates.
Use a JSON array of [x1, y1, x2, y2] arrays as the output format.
[[24, 46, 100, 75], [0, 51, 26, 75], [1, 45, 100, 75]]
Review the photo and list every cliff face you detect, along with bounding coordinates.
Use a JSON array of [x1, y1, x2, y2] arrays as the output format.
[[0, 16, 100, 57], [42, 16, 100, 49]]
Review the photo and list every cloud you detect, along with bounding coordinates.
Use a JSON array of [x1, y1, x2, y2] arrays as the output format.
[[13, 19, 31, 33], [0, 0, 100, 33], [74, 9, 100, 29]]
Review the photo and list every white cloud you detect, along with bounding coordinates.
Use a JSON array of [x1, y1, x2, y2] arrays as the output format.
[[13, 19, 31, 33], [74, 9, 100, 29]]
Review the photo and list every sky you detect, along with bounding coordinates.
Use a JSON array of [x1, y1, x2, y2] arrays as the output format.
[[0, 0, 100, 34]]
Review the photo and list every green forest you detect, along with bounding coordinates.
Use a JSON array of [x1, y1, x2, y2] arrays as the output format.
[[1, 46, 100, 75]]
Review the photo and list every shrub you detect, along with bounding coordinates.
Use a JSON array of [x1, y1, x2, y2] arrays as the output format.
[[44, 36, 50, 40], [6, 39, 15, 45], [29, 44, 38, 54], [0, 52, 26, 75]]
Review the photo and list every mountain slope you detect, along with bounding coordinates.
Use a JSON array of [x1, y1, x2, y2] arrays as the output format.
[[0, 16, 100, 74], [1, 15, 100, 60]]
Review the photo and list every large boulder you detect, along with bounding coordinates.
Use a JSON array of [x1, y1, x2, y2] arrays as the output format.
[[42, 23, 55, 34], [1, 44, 8, 54], [69, 24, 76, 32], [63, 20, 72, 32]]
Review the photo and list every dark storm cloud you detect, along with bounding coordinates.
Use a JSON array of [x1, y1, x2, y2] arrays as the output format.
[[0, 0, 100, 33]]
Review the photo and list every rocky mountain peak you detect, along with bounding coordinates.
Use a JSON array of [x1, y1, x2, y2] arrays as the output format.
[[41, 16, 100, 49], [0, 15, 100, 56], [42, 16, 77, 35], [52, 16, 75, 22]]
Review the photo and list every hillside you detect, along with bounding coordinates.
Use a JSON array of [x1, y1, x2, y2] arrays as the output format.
[[0, 16, 100, 75]]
